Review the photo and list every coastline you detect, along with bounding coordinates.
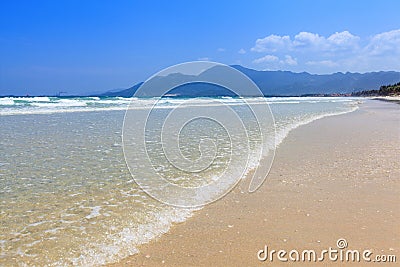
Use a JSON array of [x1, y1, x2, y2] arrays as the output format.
[[109, 99, 400, 266], [373, 96, 400, 105]]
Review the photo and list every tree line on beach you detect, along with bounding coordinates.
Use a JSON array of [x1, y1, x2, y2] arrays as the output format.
[[352, 82, 400, 96]]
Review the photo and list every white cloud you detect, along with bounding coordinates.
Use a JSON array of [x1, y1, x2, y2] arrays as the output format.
[[293, 32, 326, 49], [365, 29, 400, 56], [254, 54, 297, 67], [251, 34, 291, 52], [217, 48, 226, 52], [306, 60, 338, 67], [198, 57, 210, 61], [253, 55, 279, 64], [249, 29, 400, 73], [238, 48, 246, 54], [327, 31, 360, 50], [282, 55, 297, 66], [252, 30, 360, 52], [293, 31, 360, 51]]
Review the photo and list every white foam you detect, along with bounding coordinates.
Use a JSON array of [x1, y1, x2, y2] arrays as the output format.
[[70, 207, 197, 266], [14, 96, 51, 102], [0, 96, 361, 116], [274, 105, 359, 148], [31, 99, 87, 107], [85, 206, 102, 219], [0, 98, 14, 105]]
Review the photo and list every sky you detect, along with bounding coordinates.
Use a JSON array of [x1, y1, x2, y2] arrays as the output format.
[[1, 0, 400, 95]]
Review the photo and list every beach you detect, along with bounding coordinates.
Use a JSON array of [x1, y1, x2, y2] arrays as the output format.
[[2, 2, 400, 266], [109, 99, 399, 266], [0, 98, 398, 266]]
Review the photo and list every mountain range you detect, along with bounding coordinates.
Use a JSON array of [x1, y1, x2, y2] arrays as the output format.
[[98, 65, 400, 97]]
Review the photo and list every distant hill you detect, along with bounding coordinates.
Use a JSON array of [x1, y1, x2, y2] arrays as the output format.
[[98, 65, 400, 97], [96, 82, 143, 97]]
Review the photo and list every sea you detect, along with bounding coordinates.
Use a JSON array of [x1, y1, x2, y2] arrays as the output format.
[[0, 96, 360, 266]]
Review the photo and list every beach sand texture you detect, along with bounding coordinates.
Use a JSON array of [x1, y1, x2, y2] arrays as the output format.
[[109, 100, 399, 266]]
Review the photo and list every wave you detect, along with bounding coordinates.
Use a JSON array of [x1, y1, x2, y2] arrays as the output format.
[[0, 96, 361, 116]]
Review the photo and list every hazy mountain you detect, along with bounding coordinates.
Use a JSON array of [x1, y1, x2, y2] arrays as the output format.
[[98, 65, 400, 97]]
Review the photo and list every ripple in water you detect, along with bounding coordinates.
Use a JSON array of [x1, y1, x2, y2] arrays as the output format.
[[0, 97, 360, 266]]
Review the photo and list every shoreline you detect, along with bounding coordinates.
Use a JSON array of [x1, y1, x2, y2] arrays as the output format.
[[109, 100, 399, 266], [373, 96, 400, 105]]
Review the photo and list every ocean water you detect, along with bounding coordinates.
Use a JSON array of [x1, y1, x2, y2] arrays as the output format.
[[0, 96, 360, 266]]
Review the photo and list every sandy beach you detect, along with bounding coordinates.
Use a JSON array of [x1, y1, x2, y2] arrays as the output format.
[[2, 2, 400, 266], [108, 99, 399, 266]]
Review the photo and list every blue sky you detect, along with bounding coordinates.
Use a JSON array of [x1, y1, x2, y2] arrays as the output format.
[[1, 0, 400, 95]]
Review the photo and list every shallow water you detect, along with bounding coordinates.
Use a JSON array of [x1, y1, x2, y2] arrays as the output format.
[[0, 97, 359, 266]]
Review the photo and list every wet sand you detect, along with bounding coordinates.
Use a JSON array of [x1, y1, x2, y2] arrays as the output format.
[[109, 100, 399, 266]]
